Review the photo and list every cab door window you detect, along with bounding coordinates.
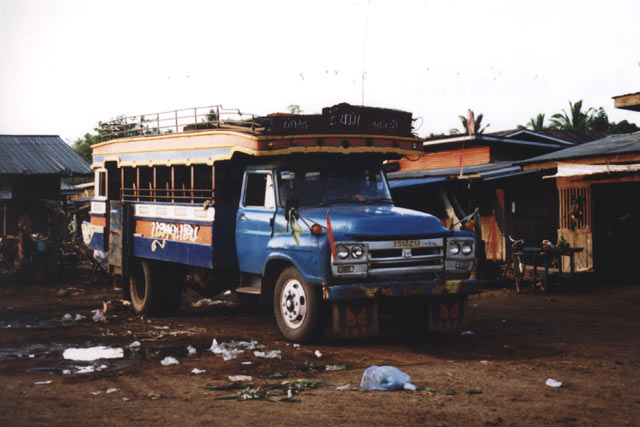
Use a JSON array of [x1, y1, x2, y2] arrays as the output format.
[[243, 172, 275, 209]]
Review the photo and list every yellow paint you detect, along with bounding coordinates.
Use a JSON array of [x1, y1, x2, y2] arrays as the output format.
[[92, 143, 421, 169]]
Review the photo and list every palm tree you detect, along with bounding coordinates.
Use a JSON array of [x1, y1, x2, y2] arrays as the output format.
[[526, 113, 546, 130], [449, 110, 489, 135], [550, 100, 593, 131]]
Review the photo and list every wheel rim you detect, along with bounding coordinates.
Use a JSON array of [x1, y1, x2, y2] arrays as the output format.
[[280, 279, 307, 330]]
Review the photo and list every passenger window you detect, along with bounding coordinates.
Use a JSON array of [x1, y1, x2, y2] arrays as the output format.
[[244, 173, 275, 209], [95, 169, 107, 199]]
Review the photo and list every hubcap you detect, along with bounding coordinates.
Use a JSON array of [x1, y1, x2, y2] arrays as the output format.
[[280, 279, 307, 329]]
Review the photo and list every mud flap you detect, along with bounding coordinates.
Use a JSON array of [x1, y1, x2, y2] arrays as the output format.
[[331, 300, 379, 338], [428, 295, 468, 331]]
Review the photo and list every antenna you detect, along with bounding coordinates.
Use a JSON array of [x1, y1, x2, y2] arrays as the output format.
[[361, 0, 371, 105]]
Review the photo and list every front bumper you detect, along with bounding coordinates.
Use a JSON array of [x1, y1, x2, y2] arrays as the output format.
[[322, 278, 479, 301]]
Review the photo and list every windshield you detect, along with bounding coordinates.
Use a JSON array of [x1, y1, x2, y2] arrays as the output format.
[[277, 165, 392, 207]]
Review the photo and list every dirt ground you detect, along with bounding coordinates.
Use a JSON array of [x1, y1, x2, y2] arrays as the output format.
[[1, 270, 639, 427]]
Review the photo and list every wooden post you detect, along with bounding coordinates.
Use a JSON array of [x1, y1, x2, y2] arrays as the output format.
[[153, 167, 157, 202], [171, 166, 175, 203], [211, 165, 215, 202]]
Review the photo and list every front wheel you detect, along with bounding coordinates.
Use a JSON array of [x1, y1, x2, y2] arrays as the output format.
[[273, 267, 320, 343]]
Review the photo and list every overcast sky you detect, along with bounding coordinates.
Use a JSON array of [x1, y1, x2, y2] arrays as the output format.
[[1, 0, 639, 143]]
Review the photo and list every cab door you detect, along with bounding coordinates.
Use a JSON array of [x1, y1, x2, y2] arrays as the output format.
[[235, 171, 276, 274]]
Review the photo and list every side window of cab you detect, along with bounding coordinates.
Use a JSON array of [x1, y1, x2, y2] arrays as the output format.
[[95, 168, 107, 200], [243, 172, 275, 210]]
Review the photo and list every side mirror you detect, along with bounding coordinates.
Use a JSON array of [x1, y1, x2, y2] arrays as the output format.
[[284, 198, 299, 221]]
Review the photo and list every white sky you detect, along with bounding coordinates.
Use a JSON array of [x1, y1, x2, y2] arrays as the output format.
[[1, 0, 639, 143]]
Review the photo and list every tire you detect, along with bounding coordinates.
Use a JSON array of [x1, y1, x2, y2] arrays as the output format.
[[273, 267, 320, 343], [129, 259, 183, 316]]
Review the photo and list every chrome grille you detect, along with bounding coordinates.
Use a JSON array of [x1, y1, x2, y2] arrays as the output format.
[[366, 238, 444, 276]]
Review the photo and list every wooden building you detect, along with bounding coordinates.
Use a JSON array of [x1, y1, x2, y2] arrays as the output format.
[[388, 129, 606, 265], [0, 135, 91, 271], [522, 131, 640, 277]]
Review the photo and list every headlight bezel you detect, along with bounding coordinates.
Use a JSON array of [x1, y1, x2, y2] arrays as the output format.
[[447, 238, 475, 258], [333, 242, 367, 263]]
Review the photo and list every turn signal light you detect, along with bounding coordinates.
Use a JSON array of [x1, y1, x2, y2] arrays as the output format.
[[311, 224, 324, 236], [462, 220, 475, 231]]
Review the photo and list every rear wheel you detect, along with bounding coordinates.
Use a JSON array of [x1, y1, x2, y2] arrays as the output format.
[[274, 267, 320, 343], [129, 259, 183, 315]]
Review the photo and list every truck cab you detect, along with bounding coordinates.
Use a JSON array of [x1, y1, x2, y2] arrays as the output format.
[[234, 157, 477, 342]]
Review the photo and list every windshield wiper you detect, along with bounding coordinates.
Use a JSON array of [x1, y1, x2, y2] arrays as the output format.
[[318, 197, 367, 207], [364, 197, 394, 205]]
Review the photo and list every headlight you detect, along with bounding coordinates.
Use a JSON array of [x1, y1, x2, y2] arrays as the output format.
[[336, 245, 350, 259], [449, 242, 460, 256], [461, 242, 473, 255], [351, 245, 364, 258]]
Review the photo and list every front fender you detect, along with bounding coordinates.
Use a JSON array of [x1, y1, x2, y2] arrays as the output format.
[[265, 233, 329, 283]]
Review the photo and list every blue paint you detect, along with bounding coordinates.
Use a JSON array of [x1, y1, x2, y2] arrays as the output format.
[[133, 216, 213, 226], [89, 231, 105, 252], [133, 236, 213, 269]]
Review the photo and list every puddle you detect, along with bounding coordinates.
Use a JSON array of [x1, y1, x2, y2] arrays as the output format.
[[0, 343, 68, 361], [27, 359, 134, 375], [1, 319, 64, 329], [123, 344, 198, 362]]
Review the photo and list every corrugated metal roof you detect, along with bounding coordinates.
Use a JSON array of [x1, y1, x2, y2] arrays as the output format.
[[388, 161, 515, 179], [388, 176, 449, 189], [520, 131, 640, 165], [0, 135, 92, 176]]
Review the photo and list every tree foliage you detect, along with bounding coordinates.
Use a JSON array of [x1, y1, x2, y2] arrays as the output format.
[[287, 104, 303, 114], [449, 110, 489, 135], [549, 100, 593, 131], [521, 101, 639, 135], [526, 113, 546, 130]]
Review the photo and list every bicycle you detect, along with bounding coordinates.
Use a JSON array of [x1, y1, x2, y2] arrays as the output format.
[[503, 235, 525, 293]]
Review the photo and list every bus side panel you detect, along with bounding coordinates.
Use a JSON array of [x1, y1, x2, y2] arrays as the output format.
[[133, 236, 213, 269]]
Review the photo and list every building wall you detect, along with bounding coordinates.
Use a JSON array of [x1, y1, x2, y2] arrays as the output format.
[[397, 146, 490, 171]]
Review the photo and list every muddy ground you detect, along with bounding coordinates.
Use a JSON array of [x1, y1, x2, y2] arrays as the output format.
[[1, 270, 639, 426]]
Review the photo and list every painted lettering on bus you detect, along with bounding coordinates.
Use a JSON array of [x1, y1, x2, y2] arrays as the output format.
[[151, 221, 200, 243]]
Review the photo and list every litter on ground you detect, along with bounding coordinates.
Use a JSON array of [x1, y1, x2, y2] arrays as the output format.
[[129, 341, 141, 348], [106, 388, 119, 393], [92, 310, 104, 322], [187, 345, 197, 355], [254, 350, 281, 359], [62, 346, 123, 361], [546, 378, 562, 388], [460, 330, 475, 336], [61, 314, 73, 323], [192, 298, 225, 307], [229, 375, 253, 382], [360, 365, 415, 391], [314, 350, 323, 358], [336, 384, 350, 390], [191, 368, 206, 375], [34, 380, 53, 385], [161, 356, 179, 366]]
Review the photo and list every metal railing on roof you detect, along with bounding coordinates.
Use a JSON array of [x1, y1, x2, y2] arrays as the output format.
[[98, 105, 262, 140]]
